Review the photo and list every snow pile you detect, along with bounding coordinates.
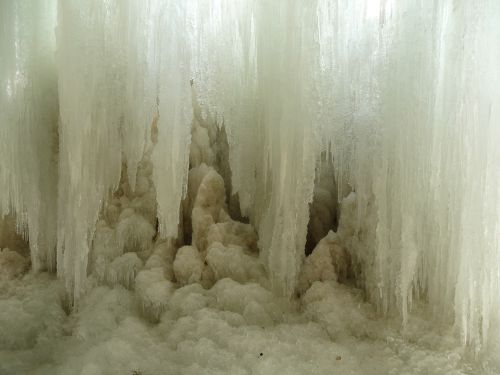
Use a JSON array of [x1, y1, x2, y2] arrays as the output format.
[[206, 242, 266, 285], [116, 213, 155, 255], [106, 253, 143, 290], [144, 240, 176, 280], [0, 274, 65, 357], [135, 268, 174, 322], [191, 169, 231, 253], [0, 272, 488, 375], [297, 231, 351, 296], [207, 222, 258, 253], [0, 248, 30, 280], [173, 246, 204, 287]]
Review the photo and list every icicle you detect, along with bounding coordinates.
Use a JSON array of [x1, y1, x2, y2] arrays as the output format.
[[0, 0, 58, 271], [152, 1, 194, 240], [56, 0, 124, 303]]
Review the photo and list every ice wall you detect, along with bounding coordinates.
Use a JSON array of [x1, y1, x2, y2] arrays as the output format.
[[1, 0, 499, 350], [322, 0, 500, 350], [0, 1, 58, 271]]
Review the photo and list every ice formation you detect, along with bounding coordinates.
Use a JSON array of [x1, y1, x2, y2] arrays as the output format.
[[0, 0, 499, 362], [0, 1, 58, 272], [297, 231, 351, 296]]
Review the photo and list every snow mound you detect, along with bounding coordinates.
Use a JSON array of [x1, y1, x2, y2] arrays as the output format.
[[298, 231, 351, 295], [192, 170, 230, 252], [106, 252, 143, 289], [144, 240, 176, 281], [0, 274, 65, 351], [116, 212, 155, 254], [206, 242, 265, 284], [0, 248, 30, 280], [173, 246, 204, 286], [206, 221, 258, 253], [135, 267, 174, 322]]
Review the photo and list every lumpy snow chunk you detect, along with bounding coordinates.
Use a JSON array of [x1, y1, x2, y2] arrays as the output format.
[[209, 278, 286, 326], [192, 170, 230, 252], [144, 240, 176, 281], [173, 246, 204, 286], [206, 221, 259, 253], [0, 248, 30, 280], [190, 122, 215, 168], [0, 274, 65, 351], [116, 213, 155, 254], [135, 267, 174, 322], [106, 252, 143, 289], [206, 242, 265, 284], [297, 231, 351, 295]]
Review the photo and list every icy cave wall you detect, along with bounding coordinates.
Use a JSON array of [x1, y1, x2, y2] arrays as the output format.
[[0, 0, 499, 350]]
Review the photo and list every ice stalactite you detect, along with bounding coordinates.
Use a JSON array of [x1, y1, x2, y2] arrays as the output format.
[[121, 1, 159, 192], [151, 1, 194, 240], [248, 2, 320, 298], [0, 0, 58, 272], [56, 0, 125, 303]]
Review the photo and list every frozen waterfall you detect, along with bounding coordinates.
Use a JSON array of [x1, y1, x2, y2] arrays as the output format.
[[1, 0, 499, 363]]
